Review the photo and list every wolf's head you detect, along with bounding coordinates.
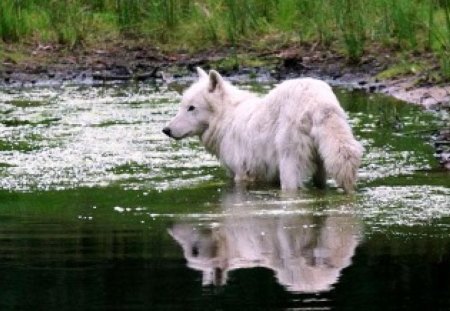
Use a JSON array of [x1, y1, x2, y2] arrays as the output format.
[[162, 67, 227, 140]]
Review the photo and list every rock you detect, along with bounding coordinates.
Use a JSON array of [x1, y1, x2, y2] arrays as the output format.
[[358, 80, 368, 86]]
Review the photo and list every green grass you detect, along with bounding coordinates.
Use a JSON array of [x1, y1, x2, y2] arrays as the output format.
[[1, 0, 450, 75], [209, 53, 270, 72], [376, 61, 426, 80]]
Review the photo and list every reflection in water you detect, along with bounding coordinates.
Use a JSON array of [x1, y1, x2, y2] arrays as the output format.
[[169, 189, 361, 293]]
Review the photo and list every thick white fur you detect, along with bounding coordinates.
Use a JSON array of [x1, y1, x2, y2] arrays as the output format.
[[164, 68, 364, 193]]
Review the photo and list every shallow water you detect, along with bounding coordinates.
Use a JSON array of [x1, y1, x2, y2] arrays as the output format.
[[0, 81, 449, 310]]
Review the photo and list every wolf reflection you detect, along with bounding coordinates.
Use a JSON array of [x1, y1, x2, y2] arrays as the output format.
[[169, 190, 361, 293]]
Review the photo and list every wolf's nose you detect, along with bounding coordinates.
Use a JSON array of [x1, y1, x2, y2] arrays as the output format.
[[162, 127, 172, 137]]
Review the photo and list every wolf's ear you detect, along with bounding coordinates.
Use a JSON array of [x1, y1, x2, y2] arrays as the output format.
[[196, 67, 208, 79], [208, 70, 224, 93]]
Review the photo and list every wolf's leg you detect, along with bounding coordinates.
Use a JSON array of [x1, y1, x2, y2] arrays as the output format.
[[279, 148, 315, 191], [233, 169, 256, 185], [277, 130, 314, 191], [312, 155, 327, 189], [279, 154, 301, 191]]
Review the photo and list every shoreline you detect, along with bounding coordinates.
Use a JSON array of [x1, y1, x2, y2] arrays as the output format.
[[1, 45, 449, 108]]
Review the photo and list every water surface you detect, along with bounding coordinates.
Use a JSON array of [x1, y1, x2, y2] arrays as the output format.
[[0, 81, 449, 310]]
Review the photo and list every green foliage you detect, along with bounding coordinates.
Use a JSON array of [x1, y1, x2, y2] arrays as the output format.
[[376, 61, 425, 80], [0, 0, 27, 42], [0, 0, 93, 47], [334, 0, 366, 63], [0, 0, 450, 71], [274, 0, 298, 32], [390, 0, 419, 48]]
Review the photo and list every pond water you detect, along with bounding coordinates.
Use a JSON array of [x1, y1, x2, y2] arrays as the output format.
[[0, 81, 449, 310]]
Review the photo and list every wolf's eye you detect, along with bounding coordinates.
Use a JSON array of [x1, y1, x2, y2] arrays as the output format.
[[187, 105, 195, 112]]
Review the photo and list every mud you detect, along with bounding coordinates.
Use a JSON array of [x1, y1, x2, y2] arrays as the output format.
[[1, 45, 448, 104]]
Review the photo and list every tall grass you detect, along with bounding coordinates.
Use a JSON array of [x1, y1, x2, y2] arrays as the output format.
[[439, 0, 450, 79], [0, 0, 93, 47], [334, 0, 366, 63], [1, 0, 450, 75], [0, 0, 27, 42]]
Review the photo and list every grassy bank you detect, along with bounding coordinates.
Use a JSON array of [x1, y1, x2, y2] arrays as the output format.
[[1, 0, 450, 78]]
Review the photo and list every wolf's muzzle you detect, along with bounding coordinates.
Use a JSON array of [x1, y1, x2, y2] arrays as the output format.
[[162, 127, 173, 138]]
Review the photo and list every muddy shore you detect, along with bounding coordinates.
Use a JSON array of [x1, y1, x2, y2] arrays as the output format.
[[1, 45, 449, 106], [1, 45, 449, 169]]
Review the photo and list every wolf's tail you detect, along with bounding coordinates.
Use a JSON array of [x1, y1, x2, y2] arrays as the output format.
[[311, 108, 364, 193]]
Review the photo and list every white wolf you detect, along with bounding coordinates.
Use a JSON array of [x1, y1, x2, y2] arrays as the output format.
[[163, 68, 363, 193]]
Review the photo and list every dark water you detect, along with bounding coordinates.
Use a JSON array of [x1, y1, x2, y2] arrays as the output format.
[[0, 82, 449, 310]]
